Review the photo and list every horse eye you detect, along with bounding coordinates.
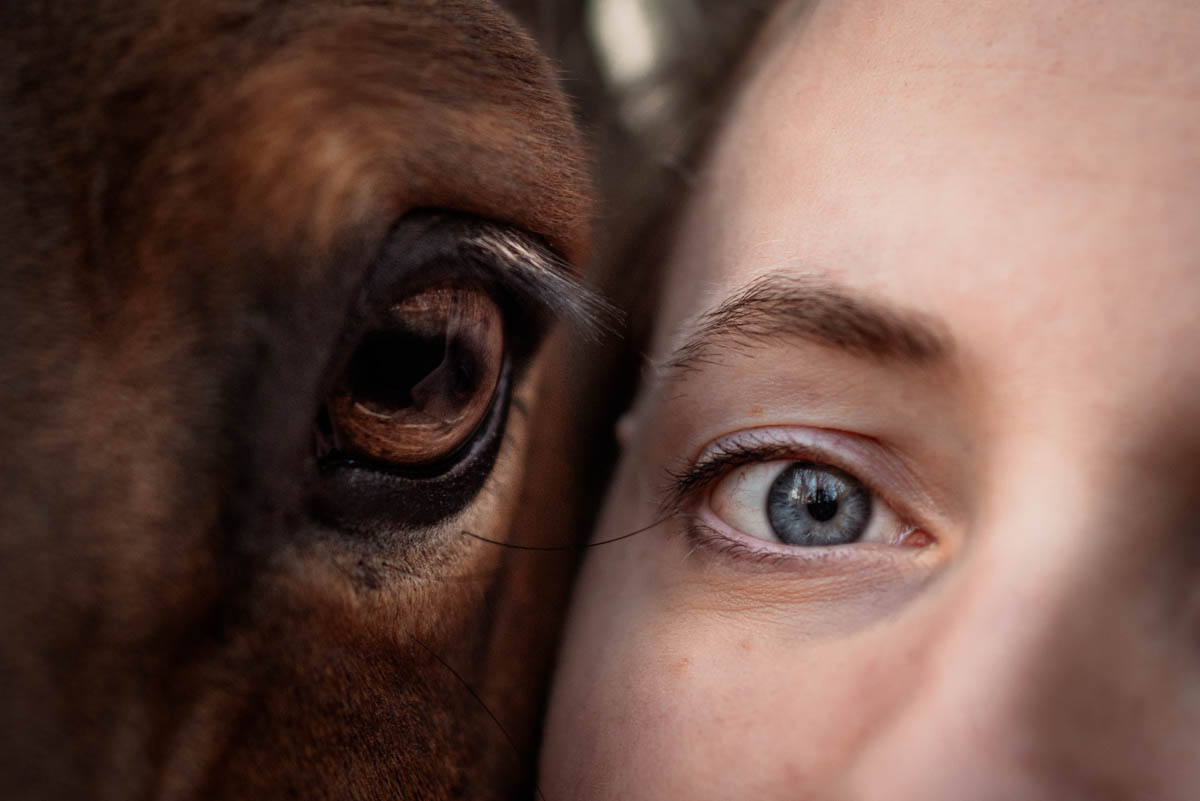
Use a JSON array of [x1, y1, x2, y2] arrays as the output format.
[[322, 284, 504, 467]]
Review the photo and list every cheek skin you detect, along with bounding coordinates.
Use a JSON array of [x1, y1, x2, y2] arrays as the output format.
[[540, 461, 666, 796], [541, 454, 942, 801], [545, 546, 932, 800]]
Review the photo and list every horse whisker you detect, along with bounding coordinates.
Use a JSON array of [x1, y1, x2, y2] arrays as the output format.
[[459, 514, 675, 553], [409, 635, 549, 801]]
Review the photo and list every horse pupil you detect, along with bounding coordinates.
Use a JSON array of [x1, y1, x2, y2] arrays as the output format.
[[347, 329, 447, 410]]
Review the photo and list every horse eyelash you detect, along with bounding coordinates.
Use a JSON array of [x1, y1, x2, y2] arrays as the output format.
[[464, 223, 622, 342]]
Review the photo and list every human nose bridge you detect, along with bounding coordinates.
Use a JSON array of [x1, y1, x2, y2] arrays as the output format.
[[841, 460, 1197, 800]]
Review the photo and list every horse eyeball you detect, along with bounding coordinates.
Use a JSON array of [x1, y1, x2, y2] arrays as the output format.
[[326, 285, 504, 465]]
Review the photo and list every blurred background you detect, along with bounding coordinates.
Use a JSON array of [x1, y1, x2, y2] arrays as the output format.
[[493, 0, 781, 552]]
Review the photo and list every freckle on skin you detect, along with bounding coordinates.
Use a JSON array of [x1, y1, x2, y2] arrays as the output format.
[[749, 405, 764, 417], [739, 639, 752, 651], [669, 657, 691, 677]]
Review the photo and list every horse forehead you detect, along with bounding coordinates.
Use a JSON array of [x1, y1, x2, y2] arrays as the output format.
[[5, 0, 589, 296], [157, 7, 587, 260]]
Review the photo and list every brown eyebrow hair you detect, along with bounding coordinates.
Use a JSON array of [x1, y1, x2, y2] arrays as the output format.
[[662, 273, 952, 376]]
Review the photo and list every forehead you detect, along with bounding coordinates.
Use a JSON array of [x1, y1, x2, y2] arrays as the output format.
[[658, 0, 1200, 413]]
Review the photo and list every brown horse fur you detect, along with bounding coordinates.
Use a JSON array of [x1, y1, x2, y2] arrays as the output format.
[[0, 1, 595, 798]]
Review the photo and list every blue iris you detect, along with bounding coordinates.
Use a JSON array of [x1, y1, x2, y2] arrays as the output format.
[[765, 462, 872, 546]]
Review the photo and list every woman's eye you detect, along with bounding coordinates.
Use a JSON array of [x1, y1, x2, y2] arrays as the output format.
[[709, 459, 916, 547], [321, 283, 504, 466]]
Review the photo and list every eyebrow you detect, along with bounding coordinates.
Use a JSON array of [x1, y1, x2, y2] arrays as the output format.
[[662, 273, 952, 377]]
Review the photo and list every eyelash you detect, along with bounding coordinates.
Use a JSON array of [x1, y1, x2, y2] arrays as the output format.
[[309, 213, 599, 533], [662, 441, 794, 519], [661, 431, 928, 564]]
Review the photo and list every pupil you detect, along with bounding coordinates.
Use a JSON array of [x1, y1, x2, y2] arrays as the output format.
[[806, 489, 839, 522], [766, 462, 872, 547], [346, 329, 447, 411]]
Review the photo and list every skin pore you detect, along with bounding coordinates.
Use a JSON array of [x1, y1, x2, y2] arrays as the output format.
[[541, 0, 1200, 798]]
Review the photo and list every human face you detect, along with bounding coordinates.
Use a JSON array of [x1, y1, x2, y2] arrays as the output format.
[[542, 0, 1200, 798]]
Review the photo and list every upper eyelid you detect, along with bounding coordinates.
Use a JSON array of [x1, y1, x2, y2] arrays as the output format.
[[659, 441, 795, 516]]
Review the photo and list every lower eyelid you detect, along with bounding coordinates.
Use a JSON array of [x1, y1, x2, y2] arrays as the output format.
[[676, 519, 948, 633], [682, 512, 931, 578]]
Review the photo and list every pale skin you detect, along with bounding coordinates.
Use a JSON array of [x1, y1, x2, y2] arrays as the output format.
[[541, 0, 1200, 798]]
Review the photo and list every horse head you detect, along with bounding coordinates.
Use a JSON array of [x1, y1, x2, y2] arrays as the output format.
[[0, 1, 596, 797]]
